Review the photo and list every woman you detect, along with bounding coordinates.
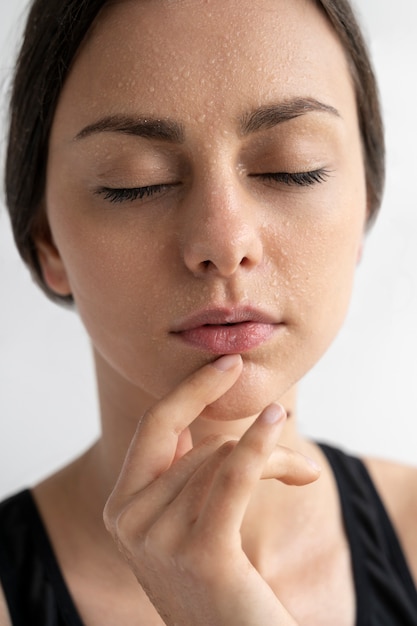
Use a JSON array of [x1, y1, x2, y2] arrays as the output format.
[[0, 0, 416, 624]]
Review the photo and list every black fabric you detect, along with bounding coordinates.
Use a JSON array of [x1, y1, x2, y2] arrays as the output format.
[[0, 445, 416, 625], [319, 443, 417, 625], [0, 490, 83, 626]]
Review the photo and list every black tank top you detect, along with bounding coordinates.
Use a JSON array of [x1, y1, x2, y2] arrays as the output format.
[[0, 444, 416, 625]]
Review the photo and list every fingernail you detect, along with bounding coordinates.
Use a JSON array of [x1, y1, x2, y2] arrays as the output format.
[[211, 354, 242, 371], [260, 403, 286, 424]]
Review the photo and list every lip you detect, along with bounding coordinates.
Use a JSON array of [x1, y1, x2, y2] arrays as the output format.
[[171, 307, 283, 354]]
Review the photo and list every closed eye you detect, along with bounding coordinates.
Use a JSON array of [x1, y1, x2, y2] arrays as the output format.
[[94, 183, 175, 204], [95, 169, 330, 204], [257, 169, 332, 187]]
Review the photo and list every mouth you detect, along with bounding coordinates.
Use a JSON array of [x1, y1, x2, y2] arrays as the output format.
[[171, 307, 283, 354]]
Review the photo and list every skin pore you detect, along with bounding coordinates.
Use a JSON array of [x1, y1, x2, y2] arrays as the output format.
[[18, 0, 416, 625], [42, 0, 366, 424]]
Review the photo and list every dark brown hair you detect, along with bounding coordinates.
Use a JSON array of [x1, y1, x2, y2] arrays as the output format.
[[4, 0, 385, 303]]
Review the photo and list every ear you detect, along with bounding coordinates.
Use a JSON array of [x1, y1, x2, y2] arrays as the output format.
[[36, 238, 72, 297]]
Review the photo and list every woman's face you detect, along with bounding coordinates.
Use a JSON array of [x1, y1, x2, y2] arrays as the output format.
[[43, 0, 367, 419]]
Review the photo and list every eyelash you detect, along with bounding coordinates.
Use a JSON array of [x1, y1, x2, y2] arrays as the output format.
[[95, 169, 330, 204], [258, 169, 331, 187], [95, 184, 170, 204]]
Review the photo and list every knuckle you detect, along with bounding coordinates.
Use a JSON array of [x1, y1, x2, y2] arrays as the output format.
[[218, 440, 237, 456], [201, 434, 235, 450], [218, 463, 248, 490], [140, 406, 160, 429], [140, 518, 182, 567], [274, 447, 296, 475], [105, 497, 147, 548], [183, 363, 234, 405], [245, 436, 268, 457], [185, 370, 205, 395], [185, 375, 218, 408], [102, 494, 119, 536], [142, 524, 163, 558]]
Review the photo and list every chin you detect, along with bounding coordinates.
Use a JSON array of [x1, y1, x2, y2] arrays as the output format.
[[200, 367, 291, 422]]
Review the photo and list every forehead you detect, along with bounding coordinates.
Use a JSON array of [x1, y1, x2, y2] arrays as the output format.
[[53, 0, 356, 138]]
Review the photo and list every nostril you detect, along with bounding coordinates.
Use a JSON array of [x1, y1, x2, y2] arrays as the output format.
[[202, 255, 250, 269]]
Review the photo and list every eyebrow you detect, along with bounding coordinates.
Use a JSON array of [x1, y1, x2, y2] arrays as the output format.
[[74, 97, 340, 142], [74, 115, 185, 143], [240, 97, 340, 135]]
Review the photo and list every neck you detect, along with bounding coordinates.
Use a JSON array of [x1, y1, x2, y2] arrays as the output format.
[[35, 349, 325, 585], [89, 352, 316, 570], [92, 349, 303, 494]]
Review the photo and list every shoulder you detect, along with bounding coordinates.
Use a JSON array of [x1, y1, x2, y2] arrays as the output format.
[[0, 584, 12, 626], [364, 456, 417, 586]]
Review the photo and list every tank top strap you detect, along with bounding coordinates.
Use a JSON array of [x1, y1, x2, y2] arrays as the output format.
[[319, 442, 417, 626], [2, 457, 417, 625], [0, 489, 84, 626]]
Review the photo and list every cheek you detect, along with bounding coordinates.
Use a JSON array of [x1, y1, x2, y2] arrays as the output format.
[[47, 198, 171, 364], [281, 193, 365, 338], [47, 180, 163, 300], [44, 167, 366, 415]]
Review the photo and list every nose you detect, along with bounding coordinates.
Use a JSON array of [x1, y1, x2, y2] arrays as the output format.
[[180, 179, 264, 277]]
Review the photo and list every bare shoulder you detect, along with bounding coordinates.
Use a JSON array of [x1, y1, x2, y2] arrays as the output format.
[[364, 455, 417, 585], [0, 584, 12, 626]]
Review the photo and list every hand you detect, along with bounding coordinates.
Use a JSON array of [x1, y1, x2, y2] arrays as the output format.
[[104, 354, 319, 625]]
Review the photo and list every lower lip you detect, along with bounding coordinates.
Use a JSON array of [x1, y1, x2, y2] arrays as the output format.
[[173, 322, 279, 354]]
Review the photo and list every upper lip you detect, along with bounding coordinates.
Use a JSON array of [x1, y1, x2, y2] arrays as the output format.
[[171, 306, 281, 332]]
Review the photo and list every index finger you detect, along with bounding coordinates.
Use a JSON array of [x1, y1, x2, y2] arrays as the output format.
[[114, 353, 243, 496]]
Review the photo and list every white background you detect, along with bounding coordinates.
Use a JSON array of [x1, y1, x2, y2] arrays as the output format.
[[0, 1, 416, 499]]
